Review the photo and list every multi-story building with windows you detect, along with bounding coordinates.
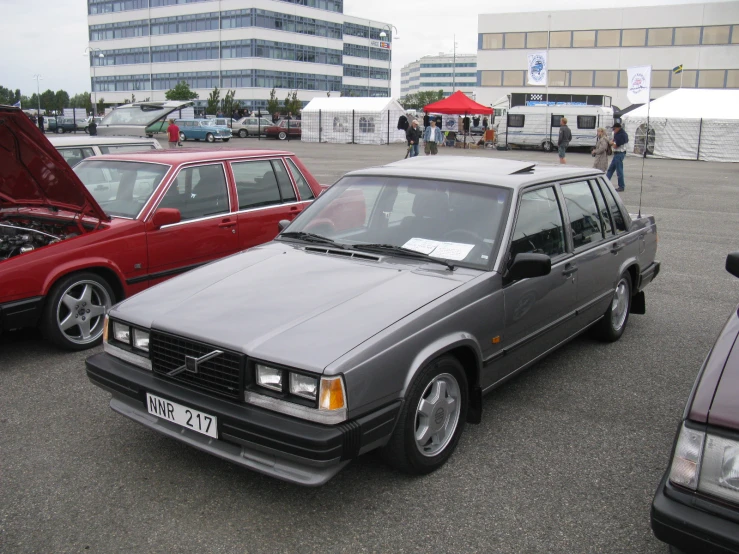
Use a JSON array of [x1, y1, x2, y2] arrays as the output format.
[[476, 2, 739, 109], [86, 0, 392, 110], [400, 54, 477, 99]]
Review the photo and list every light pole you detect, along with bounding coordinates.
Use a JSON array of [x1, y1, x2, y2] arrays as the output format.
[[84, 47, 105, 116], [33, 74, 42, 114], [379, 24, 399, 98]]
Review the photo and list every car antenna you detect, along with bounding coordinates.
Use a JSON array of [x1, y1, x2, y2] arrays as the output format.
[[637, 102, 651, 219]]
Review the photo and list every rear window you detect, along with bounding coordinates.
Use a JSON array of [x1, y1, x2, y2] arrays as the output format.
[[99, 144, 157, 154]]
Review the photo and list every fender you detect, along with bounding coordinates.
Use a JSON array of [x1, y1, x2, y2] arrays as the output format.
[[42, 257, 128, 297]]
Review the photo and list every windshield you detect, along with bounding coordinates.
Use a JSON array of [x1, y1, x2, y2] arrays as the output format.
[[74, 160, 169, 218], [281, 176, 511, 269]]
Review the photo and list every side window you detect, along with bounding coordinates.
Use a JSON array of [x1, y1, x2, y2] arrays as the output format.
[[272, 160, 296, 202], [551, 114, 564, 128], [590, 180, 613, 236], [508, 114, 525, 127], [159, 164, 229, 221], [598, 179, 627, 232], [561, 181, 605, 249], [58, 147, 95, 166], [231, 160, 281, 210], [511, 187, 566, 258], [285, 158, 314, 200], [577, 115, 596, 129]]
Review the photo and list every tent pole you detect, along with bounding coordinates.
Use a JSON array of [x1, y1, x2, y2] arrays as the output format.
[[696, 117, 703, 160], [545, 14, 551, 146]]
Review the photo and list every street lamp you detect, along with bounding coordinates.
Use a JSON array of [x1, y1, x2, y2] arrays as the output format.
[[84, 47, 105, 116], [33, 74, 42, 114], [379, 25, 399, 99]]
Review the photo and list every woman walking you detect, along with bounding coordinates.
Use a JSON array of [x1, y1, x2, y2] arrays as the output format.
[[592, 127, 610, 172]]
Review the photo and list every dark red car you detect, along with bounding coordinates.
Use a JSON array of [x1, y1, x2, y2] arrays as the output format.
[[0, 105, 323, 350], [651, 252, 739, 554], [265, 119, 301, 141]]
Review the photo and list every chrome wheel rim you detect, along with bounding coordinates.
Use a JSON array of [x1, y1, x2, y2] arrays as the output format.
[[56, 280, 111, 345], [179, 132, 185, 141], [206, 133, 214, 142], [278, 132, 287, 140], [414, 373, 461, 457], [610, 278, 629, 331]]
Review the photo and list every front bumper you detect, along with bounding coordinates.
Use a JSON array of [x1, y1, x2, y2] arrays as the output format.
[[651, 472, 739, 554], [86, 352, 401, 486]]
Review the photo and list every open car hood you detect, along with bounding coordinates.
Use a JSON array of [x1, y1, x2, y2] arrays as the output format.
[[97, 101, 194, 137], [0, 105, 108, 221]]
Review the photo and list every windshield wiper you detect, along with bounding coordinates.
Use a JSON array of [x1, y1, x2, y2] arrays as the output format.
[[352, 243, 455, 270], [279, 231, 346, 247]]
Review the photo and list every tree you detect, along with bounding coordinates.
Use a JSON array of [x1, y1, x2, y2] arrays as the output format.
[[70, 92, 92, 113], [54, 90, 70, 112], [288, 90, 301, 115], [206, 87, 221, 115], [0, 86, 20, 105], [97, 97, 106, 115], [40, 89, 56, 113], [165, 81, 198, 101], [266, 88, 280, 116], [220, 89, 236, 120]]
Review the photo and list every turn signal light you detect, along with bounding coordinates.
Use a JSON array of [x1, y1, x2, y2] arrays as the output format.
[[103, 315, 109, 342], [319, 376, 346, 411]]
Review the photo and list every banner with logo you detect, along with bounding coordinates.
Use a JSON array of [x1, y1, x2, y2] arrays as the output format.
[[369, 39, 391, 49], [627, 65, 652, 104], [526, 51, 548, 86]]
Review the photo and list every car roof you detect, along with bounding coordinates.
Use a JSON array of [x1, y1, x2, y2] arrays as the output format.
[[48, 136, 159, 147], [346, 157, 603, 190], [86, 148, 295, 164]]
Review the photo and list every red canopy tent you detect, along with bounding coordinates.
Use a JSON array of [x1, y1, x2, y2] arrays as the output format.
[[423, 91, 492, 115]]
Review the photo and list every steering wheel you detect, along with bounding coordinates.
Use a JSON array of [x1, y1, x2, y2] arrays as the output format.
[[443, 229, 484, 244]]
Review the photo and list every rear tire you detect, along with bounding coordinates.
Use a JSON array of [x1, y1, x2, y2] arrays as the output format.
[[278, 131, 287, 140], [56, 127, 64, 134], [238, 129, 248, 138], [381, 355, 468, 475], [592, 271, 632, 342]]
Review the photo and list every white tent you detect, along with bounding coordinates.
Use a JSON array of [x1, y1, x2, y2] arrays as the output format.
[[621, 89, 739, 163], [301, 97, 407, 145]]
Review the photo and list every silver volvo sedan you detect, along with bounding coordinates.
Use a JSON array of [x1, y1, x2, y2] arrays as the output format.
[[86, 157, 660, 486]]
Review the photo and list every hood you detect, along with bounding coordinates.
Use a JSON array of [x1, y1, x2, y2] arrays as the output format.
[[97, 101, 194, 137], [0, 105, 108, 220], [111, 242, 471, 373]]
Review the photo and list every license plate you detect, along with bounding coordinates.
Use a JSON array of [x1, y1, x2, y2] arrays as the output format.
[[146, 393, 218, 439]]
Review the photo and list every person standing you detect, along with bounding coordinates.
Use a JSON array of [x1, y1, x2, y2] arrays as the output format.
[[37, 113, 44, 133], [272, 112, 279, 124], [88, 118, 98, 136], [166, 119, 180, 148], [423, 120, 443, 155], [423, 112, 430, 128], [558, 117, 572, 164], [607, 122, 629, 192], [591, 127, 610, 172], [482, 116, 488, 129], [406, 119, 421, 158]]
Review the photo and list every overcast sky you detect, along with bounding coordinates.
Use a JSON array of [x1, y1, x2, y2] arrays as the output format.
[[0, 0, 729, 99]]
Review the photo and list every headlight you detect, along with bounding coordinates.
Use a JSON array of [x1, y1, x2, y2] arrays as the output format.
[[133, 328, 150, 352], [112, 321, 131, 344], [698, 435, 739, 504], [668, 424, 705, 490], [256, 364, 283, 391], [290, 373, 318, 400], [104, 319, 152, 371]]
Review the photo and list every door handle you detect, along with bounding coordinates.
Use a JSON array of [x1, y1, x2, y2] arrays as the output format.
[[562, 264, 578, 277], [289, 206, 300, 212], [218, 219, 236, 228], [610, 242, 624, 254]]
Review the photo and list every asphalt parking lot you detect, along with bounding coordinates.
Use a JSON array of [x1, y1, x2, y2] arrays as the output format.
[[2, 138, 738, 553]]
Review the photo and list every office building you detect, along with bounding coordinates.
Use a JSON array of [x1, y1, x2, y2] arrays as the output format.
[[87, 0, 392, 110], [400, 54, 477, 99]]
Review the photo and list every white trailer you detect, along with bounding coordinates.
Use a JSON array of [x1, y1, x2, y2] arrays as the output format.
[[496, 105, 613, 151]]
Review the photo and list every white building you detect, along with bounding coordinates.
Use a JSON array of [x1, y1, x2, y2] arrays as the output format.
[[86, 0, 393, 110], [400, 54, 477, 99], [476, 2, 739, 110]]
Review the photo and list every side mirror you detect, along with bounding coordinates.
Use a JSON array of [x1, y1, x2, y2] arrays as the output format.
[[278, 219, 291, 231], [505, 253, 551, 283], [151, 208, 181, 230], [727, 252, 739, 279]]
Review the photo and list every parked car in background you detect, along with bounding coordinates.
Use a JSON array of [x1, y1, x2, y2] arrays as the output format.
[[265, 119, 301, 140], [85, 156, 659, 486], [176, 118, 232, 143], [83, 116, 103, 134], [651, 252, 739, 554], [42, 116, 56, 132], [0, 105, 322, 350], [49, 117, 86, 134], [232, 116, 275, 138], [49, 136, 162, 167], [97, 100, 194, 137]]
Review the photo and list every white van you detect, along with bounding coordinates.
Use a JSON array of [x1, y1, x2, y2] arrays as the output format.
[[48, 136, 162, 167], [496, 105, 613, 152]]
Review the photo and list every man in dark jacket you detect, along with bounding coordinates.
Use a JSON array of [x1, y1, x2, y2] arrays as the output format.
[[37, 114, 44, 133], [406, 119, 422, 157], [558, 117, 572, 164], [607, 122, 629, 191]]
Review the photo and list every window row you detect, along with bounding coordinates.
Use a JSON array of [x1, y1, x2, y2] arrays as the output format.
[[343, 22, 392, 41], [223, 40, 343, 65], [507, 114, 598, 130], [420, 62, 476, 68], [221, 9, 343, 39], [480, 25, 739, 50], [421, 72, 477, 78], [275, 0, 343, 13], [90, 19, 149, 40], [420, 81, 476, 87], [340, 85, 390, 97], [88, 0, 341, 14], [343, 64, 389, 80], [342, 43, 390, 61], [150, 12, 220, 35], [479, 69, 739, 89]]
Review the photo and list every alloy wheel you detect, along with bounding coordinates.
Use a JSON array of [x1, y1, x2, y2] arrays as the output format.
[[611, 278, 630, 331], [414, 373, 461, 457], [55, 280, 112, 346]]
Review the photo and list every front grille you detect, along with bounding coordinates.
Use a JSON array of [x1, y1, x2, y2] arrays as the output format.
[[150, 331, 243, 399]]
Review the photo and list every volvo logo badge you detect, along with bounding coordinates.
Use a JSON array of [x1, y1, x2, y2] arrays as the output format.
[[167, 350, 223, 377]]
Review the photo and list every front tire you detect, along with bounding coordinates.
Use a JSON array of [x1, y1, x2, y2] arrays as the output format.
[[41, 272, 115, 351], [592, 272, 632, 342], [56, 127, 64, 134], [278, 131, 287, 140], [381, 355, 468, 475], [238, 129, 248, 138], [206, 133, 215, 143], [179, 131, 186, 142]]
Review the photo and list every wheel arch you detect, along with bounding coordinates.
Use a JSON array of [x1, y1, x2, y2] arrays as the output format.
[[42, 260, 127, 303]]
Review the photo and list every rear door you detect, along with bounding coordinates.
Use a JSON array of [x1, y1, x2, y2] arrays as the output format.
[[145, 162, 239, 285], [231, 158, 301, 249]]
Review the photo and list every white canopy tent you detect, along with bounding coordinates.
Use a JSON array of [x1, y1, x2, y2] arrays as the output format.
[[621, 89, 739, 163], [301, 97, 407, 144]]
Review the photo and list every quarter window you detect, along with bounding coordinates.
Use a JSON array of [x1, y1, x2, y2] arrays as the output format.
[[160, 164, 229, 221], [561, 181, 604, 249], [511, 187, 566, 258], [286, 158, 314, 200], [231, 160, 283, 209], [272, 160, 296, 202], [598, 179, 627, 232], [590, 181, 613, 236]]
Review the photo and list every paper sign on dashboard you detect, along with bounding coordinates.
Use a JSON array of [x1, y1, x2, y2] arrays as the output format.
[[402, 238, 475, 261]]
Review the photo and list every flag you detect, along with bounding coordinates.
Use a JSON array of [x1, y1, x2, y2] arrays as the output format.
[[627, 65, 651, 104], [12, 100, 21, 108], [673, 64, 683, 74], [526, 51, 547, 86]]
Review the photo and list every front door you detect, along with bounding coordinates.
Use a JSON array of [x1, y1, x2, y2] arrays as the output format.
[[146, 163, 239, 285]]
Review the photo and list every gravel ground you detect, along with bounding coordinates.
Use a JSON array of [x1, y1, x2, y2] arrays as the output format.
[[2, 139, 738, 553]]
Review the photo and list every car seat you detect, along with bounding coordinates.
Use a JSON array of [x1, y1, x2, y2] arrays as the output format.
[[398, 187, 449, 242], [191, 166, 228, 217]]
